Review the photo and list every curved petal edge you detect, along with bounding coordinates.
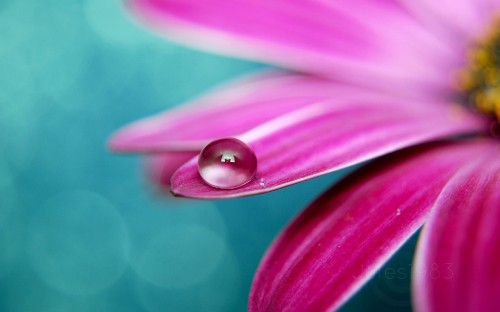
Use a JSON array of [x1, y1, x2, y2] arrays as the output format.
[[250, 139, 496, 312], [413, 142, 500, 312]]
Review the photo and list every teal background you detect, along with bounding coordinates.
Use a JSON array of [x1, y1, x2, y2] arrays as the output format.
[[0, 1, 416, 311]]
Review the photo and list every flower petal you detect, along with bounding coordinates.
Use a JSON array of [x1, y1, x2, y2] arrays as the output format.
[[398, 0, 495, 38], [413, 142, 500, 312], [109, 71, 393, 152], [128, 0, 459, 97], [171, 100, 488, 199], [249, 140, 494, 312], [146, 151, 199, 188]]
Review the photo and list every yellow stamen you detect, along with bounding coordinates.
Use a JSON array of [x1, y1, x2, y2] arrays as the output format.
[[458, 19, 500, 121]]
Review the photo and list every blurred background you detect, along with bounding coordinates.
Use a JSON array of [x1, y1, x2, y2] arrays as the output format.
[[0, 0, 417, 311]]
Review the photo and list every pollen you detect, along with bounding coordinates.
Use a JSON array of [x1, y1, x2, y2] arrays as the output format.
[[458, 19, 500, 121]]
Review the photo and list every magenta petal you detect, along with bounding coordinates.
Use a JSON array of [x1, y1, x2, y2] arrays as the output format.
[[413, 142, 500, 312], [109, 71, 391, 152], [250, 140, 494, 312], [128, 0, 460, 97], [146, 151, 199, 188], [171, 100, 488, 198], [399, 0, 494, 38]]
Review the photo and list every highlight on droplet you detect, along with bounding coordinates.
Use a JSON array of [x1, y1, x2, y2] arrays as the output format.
[[198, 138, 257, 189]]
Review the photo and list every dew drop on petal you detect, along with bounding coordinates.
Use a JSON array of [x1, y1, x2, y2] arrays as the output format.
[[258, 178, 266, 188], [198, 138, 257, 189]]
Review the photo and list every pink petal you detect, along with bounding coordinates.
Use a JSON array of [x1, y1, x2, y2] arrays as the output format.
[[128, 0, 460, 97], [413, 141, 500, 312], [171, 100, 488, 199], [399, 0, 496, 38], [146, 151, 199, 189], [109, 71, 394, 152], [250, 140, 494, 312]]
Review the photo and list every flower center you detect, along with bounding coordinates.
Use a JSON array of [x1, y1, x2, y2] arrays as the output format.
[[458, 20, 500, 122]]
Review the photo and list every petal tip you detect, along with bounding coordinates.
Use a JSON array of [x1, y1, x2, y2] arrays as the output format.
[[107, 128, 136, 152], [169, 188, 182, 198], [107, 118, 165, 152]]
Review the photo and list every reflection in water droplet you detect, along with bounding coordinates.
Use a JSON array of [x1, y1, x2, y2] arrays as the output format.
[[198, 138, 257, 189]]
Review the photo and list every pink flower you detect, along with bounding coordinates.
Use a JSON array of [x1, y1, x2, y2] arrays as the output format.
[[110, 0, 500, 311]]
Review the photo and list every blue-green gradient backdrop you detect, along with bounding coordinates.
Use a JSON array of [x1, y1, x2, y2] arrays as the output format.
[[0, 1, 416, 311]]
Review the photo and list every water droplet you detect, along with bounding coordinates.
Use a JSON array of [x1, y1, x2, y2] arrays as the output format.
[[198, 138, 257, 189], [396, 209, 401, 216], [258, 178, 266, 188]]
